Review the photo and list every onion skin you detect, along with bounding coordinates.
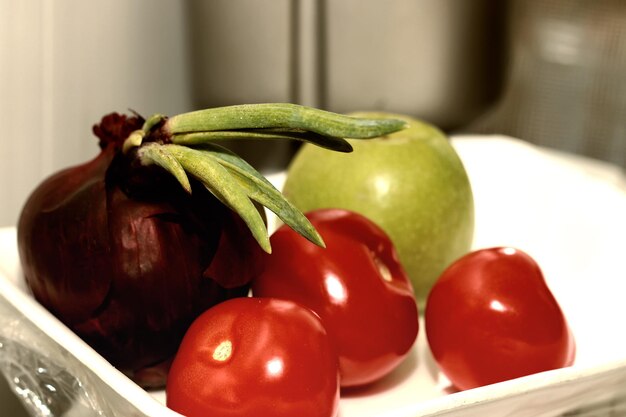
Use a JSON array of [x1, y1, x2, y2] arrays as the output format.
[[17, 114, 264, 388]]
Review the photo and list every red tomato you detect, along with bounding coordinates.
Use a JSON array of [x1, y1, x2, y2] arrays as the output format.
[[166, 297, 339, 417], [425, 247, 575, 390], [252, 208, 419, 388]]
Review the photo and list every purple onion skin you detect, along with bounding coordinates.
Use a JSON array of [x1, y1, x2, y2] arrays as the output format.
[[17, 114, 265, 388]]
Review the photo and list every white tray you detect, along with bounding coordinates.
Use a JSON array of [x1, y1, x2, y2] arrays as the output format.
[[2, 136, 626, 416]]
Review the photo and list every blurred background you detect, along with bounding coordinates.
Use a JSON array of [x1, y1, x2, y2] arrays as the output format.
[[1, 0, 625, 414]]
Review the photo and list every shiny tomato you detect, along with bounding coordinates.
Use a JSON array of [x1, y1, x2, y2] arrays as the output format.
[[425, 247, 575, 390], [252, 208, 419, 388], [166, 297, 339, 417]]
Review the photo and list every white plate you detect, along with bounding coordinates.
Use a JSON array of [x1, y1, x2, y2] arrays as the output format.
[[2, 136, 626, 416]]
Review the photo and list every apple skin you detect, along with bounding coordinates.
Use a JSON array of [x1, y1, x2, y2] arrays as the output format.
[[283, 112, 474, 305]]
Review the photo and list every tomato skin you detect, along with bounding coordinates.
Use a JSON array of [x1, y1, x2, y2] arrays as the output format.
[[166, 297, 339, 417], [252, 208, 419, 387], [425, 247, 575, 391]]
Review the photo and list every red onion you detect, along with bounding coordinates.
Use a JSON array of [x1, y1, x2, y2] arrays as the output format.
[[16, 104, 406, 387]]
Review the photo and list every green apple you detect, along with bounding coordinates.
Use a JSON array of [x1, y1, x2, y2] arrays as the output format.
[[282, 112, 474, 306]]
